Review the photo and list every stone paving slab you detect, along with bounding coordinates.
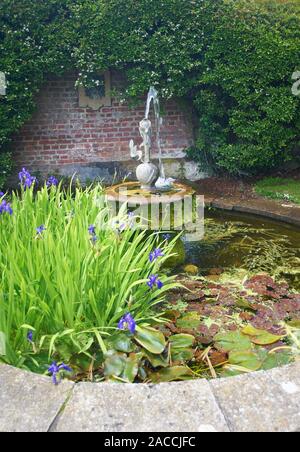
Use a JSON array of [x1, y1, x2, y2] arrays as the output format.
[[210, 362, 300, 433], [2, 361, 300, 432], [0, 364, 74, 432], [52, 379, 229, 432]]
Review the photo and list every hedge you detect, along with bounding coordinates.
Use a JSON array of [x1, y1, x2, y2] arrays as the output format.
[[0, 0, 299, 186]]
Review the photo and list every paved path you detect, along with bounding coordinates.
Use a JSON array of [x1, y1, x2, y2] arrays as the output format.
[[1, 362, 300, 432]]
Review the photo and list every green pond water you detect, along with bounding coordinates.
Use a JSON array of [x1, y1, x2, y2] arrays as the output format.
[[183, 209, 300, 290]]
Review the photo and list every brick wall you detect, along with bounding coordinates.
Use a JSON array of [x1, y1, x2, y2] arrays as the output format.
[[11, 71, 195, 178]]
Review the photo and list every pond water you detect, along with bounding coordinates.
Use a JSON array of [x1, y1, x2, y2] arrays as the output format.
[[183, 209, 300, 290]]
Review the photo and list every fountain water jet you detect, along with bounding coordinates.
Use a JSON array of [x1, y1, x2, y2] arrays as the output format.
[[129, 86, 174, 191]]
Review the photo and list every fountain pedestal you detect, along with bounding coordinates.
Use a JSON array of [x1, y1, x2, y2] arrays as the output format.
[[136, 162, 158, 190]]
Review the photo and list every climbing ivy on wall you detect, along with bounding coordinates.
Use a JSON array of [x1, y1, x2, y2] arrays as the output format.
[[0, 0, 299, 186], [0, 0, 75, 186]]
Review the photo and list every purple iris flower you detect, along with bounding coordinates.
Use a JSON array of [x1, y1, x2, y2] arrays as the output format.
[[128, 212, 135, 229], [88, 225, 96, 235], [36, 225, 46, 235], [162, 233, 172, 242], [147, 275, 164, 290], [46, 176, 58, 188], [0, 199, 13, 215], [18, 168, 37, 189], [88, 224, 98, 243], [90, 234, 98, 244], [149, 248, 164, 263], [48, 362, 72, 385], [0, 191, 4, 198], [115, 220, 126, 233], [118, 313, 136, 334], [27, 331, 33, 343]]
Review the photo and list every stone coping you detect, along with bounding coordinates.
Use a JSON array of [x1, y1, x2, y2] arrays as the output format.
[[1, 361, 300, 432], [204, 195, 300, 228]]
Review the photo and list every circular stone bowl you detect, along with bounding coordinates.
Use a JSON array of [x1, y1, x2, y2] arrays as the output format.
[[105, 181, 195, 206]]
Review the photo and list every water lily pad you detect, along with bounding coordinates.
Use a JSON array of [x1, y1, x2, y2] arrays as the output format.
[[176, 312, 201, 329], [262, 352, 292, 370], [104, 352, 126, 377], [144, 350, 169, 368], [256, 349, 292, 370], [228, 351, 262, 371], [171, 349, 194, 363], [122, 353, 139, 382], [135, 325, 166, 354], [214, 332, 252, 353], [169, 334, 195, 363], [149, 366, 193, 383], [242, 325, 283, 345], [169, 334, 195, 348], [109, 333, 134, 353]]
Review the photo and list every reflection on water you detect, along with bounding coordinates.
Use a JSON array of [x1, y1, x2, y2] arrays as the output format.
[[184, 209, 300, 290]]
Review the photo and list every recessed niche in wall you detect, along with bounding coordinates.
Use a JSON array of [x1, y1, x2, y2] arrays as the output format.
[[79, 71, 111, 110]]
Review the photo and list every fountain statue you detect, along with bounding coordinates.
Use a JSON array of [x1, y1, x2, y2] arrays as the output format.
[[106, 86, 195, 226], [129, 87, 174, 191]]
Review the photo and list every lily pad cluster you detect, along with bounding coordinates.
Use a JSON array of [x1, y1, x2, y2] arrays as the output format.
[[161, 273, 300, 378], [61, 273, 300, 383], [72, 325, 194, 383]]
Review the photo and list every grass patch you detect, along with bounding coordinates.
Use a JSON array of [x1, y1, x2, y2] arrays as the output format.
[[255, 177, 300, 205]]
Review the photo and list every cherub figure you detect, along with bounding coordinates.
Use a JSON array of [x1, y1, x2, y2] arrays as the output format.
[[129, 118, 152, 163]]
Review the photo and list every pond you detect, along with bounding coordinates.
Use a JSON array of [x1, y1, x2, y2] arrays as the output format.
[[183, 209, 300, 290], [1, 180, 300, 383]]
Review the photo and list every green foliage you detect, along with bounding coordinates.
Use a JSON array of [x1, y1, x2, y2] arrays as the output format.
[[0, 152, 11, 188], [190, 0, 300, 174], [255, 177, 300, 204], [0, 0, 75, 185], [0, 182, 176, 373], [0, 0, 300, 183]]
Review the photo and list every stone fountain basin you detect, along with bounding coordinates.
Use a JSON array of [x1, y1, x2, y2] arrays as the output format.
[[105, 181, 195, 206]]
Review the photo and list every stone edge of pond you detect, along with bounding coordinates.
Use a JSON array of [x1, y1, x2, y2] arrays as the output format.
[[204, 195, 300, 227], [1, 361, 300, 432]]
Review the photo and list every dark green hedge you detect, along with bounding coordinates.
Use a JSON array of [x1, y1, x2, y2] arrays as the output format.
[[189, 0, 300, 174], [0, 0, 299, 186]]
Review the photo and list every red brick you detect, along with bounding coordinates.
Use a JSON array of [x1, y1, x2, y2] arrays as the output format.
[[10, 71, 194, 172]]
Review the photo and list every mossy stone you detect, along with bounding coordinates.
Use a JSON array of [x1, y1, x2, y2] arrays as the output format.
[[164, 238, 186, 269], [184, 264, 199, 276]]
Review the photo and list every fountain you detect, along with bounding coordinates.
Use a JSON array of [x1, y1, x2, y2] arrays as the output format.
[[129, 86, 174, 191], [106, 87, 194, 208]]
